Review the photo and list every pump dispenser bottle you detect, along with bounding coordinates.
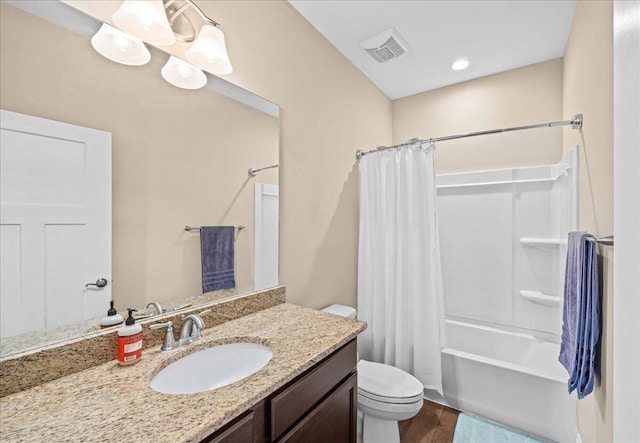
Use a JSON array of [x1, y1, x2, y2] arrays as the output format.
[[117, 308, 143, 365], [100, 300, 124, 329]]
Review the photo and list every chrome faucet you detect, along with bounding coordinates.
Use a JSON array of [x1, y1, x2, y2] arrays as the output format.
[[180, 314, 205, 341], [172, 303, 192, 311], [146, 301, 164, 315], [150, 311, 209, 351], [149, 321, 178, 351]]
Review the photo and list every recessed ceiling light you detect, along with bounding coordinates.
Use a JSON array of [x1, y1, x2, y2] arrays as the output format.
[[451, 59, 470, 71]]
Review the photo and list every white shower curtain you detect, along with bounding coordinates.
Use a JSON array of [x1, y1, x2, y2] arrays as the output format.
[[357, 141, 445, 396]]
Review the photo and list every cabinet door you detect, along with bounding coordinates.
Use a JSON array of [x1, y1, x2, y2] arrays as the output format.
[[271, 340, 357, 440], [279, 372, 357, 443]]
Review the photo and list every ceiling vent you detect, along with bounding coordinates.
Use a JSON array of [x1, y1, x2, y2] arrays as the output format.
[[360, 28, 410, 63]]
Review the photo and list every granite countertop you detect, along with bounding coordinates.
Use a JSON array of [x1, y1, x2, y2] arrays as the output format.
[[0, 303, 366, 443]]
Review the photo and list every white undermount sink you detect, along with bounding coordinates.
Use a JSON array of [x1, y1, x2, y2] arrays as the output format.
[[149, 342, 273, 395]]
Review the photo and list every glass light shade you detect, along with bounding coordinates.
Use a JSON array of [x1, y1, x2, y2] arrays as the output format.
[[112, 0, 176, 47], [185, 24, 233, 75], [161, 56, 207, 89], [90, 24, 151, 66]]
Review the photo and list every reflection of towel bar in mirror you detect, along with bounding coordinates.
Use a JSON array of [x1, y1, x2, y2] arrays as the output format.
[[586, 235, 614, 246], [185, 225, 245, 232], [248, 164, 279, 176]]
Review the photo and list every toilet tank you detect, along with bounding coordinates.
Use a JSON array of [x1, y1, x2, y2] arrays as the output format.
[[321, 304, 356, 319]]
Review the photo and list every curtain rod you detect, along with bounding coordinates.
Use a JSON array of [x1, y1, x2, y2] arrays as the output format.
[[355, 113, 583, 160]]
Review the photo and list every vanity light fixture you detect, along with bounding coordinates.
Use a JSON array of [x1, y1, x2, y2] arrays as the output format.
[[90, 24, 151, 66], [451, 58, 470, 71], [112, 0, 176, 47], [185, 24, 232, 75], [161, 55, 208, 89], [91, 0, 232, 89]]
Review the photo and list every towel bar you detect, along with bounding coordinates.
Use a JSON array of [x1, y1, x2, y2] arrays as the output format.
[[248, 164, 279, 176], [586, 235, 614, 246], [185, 225, 245, 232]]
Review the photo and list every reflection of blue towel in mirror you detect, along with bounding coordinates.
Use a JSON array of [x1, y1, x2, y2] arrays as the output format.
[[200, 226, 235, 292]]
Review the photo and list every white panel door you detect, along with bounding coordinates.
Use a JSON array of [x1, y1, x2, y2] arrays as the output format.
[[0, 110, 111, 337], [254, 183, 279, 291]]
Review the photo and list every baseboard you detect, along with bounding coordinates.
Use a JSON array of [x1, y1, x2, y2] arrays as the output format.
[[423, 388, 460, 411]]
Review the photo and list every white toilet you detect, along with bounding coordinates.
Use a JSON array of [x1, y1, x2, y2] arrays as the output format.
[[321, 304, 424, 443]]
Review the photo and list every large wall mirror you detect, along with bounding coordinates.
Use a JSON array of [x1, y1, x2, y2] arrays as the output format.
[[0, 0, 279, 357]]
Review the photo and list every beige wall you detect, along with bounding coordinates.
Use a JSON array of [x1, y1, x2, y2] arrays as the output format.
[[0, 3, 279, 310], [2, 0, 394, 314], [393, 58, 564, 174], [562, 1, 614, 441], [193, 1, 393, 309]]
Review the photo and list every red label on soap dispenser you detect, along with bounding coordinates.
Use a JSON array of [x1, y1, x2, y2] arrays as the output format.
[[118, 332, 143, 364]]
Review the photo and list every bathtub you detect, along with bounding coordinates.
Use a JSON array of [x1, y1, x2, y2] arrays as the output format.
[[426, 319, 577, 443]]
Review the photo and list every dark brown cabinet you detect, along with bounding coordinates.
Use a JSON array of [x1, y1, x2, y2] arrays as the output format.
[[206, 411, 255, 443], [203, 339, 357, 443], [279, 373, 357, 443]]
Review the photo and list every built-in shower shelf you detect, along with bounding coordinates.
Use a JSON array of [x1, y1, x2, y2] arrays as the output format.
[[520, 238, 567, 249], [519, 290, 561, 306]]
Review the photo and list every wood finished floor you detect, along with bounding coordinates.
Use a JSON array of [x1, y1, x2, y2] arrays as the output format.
[[399, 400, 461, 443]]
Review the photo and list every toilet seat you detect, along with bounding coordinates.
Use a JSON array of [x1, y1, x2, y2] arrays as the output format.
[[358, 388, 423, 405], [357, 360, 424, 405]]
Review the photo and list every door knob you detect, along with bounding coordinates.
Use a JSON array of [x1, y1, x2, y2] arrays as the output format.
[[85, 278, 108, 288]]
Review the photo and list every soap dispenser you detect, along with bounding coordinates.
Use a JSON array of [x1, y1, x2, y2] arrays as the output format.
[[100, 300, 124, 329], [117, 308, 143, 366]]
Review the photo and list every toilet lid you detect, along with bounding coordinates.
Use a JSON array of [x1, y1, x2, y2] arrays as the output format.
[[357, 360, 424, 404]]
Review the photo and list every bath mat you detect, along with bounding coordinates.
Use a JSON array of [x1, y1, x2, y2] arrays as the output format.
[[453, 413, 555, 443]]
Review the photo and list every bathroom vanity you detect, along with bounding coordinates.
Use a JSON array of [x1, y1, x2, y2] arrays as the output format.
[[0, 303, 365, 443], [205, 340, 357, 442]]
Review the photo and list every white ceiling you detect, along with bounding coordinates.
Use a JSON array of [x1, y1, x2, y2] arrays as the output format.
[[289, 0, 576, 100]]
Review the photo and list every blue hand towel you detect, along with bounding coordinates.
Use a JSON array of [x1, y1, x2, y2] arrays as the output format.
[[559, 232, 601, 399], [199, 226, 235, 293]]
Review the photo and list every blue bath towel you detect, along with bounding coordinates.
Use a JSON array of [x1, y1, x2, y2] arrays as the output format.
[[559, 232, 601, 399], [200, 226, 235, 293]]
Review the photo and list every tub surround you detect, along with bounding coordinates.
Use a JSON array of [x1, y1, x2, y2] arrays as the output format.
[[0, 286, 286, 398], [0, 303, 366, 442]]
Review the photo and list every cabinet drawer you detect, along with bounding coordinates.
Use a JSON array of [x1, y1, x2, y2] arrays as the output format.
[[270, 340, 357, 441]]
